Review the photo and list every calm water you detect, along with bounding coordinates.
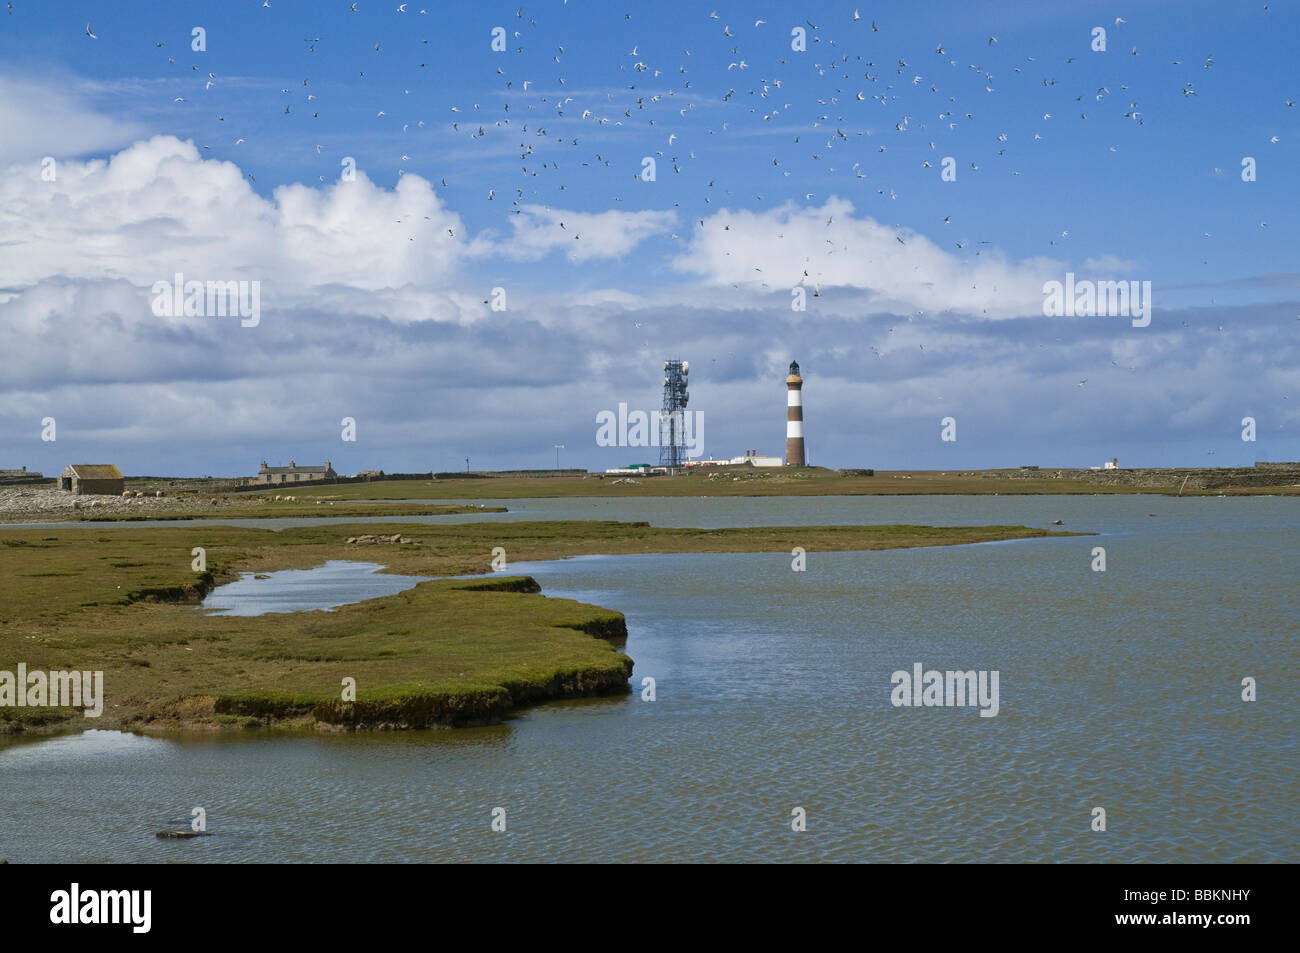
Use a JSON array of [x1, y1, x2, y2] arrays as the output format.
[[200, 560, 429, 616], [1, 495, 1295, 862]]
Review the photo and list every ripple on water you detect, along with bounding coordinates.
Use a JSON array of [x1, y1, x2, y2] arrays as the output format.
[[1, 496, 1297, 862]]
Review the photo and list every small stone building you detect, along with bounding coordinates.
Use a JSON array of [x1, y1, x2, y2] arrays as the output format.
[[255, 460, 337, 485], [59, 464, 125, 495]]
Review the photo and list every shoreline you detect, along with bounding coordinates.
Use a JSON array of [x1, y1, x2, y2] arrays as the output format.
[[0, 571, 633, 738]]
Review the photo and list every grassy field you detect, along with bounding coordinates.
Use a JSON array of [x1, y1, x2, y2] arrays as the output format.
[[276, 468, 1300, 500], [0, 517, 1080, 734], [73, 501, 502, 521]]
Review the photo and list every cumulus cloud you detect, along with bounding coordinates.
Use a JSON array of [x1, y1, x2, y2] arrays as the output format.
[[493, 203, 676, 262], [0, 75, 147, 165], [672, 198, 1062, 318], [1, 129, 1296, 475], [0, 136, 467, 304]]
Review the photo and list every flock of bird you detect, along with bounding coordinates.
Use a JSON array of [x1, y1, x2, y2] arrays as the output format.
[[45, 4, 1293, 416], [62, 10, 1276, 208]]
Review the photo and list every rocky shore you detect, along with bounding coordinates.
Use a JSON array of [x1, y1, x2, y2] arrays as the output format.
[[0, 485, 199, 520], [0, 486, 471, 522]]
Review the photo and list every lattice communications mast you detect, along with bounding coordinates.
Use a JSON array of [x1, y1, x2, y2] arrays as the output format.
[[660, 359, 690, 467]]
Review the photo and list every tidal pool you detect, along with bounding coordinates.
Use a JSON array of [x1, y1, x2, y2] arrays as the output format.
[[199, 560, 429, 616]]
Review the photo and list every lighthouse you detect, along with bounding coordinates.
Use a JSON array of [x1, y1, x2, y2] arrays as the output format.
[[785, 360, 806, 467]]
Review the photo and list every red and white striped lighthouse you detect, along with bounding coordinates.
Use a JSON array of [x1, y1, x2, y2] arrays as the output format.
[[785, 360, 806, 467]]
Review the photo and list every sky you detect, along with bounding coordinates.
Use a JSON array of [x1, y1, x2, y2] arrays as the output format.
[[1, 0, 1297, 476]]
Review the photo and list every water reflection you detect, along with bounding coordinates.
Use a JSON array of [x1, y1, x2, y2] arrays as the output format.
[[200, 560, 429, 616]]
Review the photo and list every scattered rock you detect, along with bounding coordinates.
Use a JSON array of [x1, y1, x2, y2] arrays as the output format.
[[0, 486, 254, 519], [345, 534, 415, 545], [1051, 519, 1064, 525]]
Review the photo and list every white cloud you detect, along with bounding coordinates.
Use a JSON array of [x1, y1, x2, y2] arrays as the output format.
[[672, 198, 1062, 318], [0, 119, 1295, 474], [0, 136, 467, 306], [0, 75, 147, 165], [493, 204, 676, 262]]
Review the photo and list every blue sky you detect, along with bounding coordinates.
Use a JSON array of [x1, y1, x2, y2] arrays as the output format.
[[1, 0, 1297, 474]]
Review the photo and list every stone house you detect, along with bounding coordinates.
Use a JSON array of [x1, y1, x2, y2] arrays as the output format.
[[255, 460, 337, 485], [59, 464, 125, 495]]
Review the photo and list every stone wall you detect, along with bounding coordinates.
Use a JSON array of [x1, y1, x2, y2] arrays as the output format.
[[470, 468, 588, 478], [72, 478, 125, 496]]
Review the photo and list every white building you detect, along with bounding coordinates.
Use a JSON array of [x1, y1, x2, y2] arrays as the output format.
[[727, 451, 784, 468]]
